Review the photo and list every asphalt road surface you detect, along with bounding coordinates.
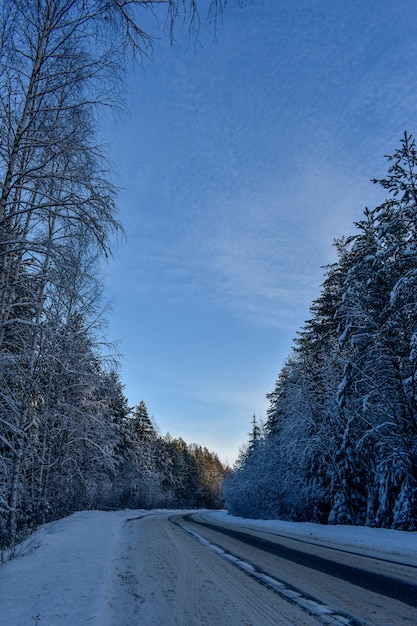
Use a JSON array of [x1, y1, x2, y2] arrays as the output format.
[[108, 511, 417, 625]]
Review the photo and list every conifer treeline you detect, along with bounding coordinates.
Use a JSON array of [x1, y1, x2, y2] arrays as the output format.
[[1, 389, 227, 550], [114, 400, 227, 513], [224, 134, 417, 530]]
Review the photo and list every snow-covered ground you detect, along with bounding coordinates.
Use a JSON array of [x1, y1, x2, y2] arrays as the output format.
[[209, 511, 417, 565], [0, 509, 416, 625]]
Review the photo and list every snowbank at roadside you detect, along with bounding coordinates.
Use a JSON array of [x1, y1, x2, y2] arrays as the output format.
[[0, 509, 136, 626], [0, 508, 416, 625], [204, 511, 417, 565]]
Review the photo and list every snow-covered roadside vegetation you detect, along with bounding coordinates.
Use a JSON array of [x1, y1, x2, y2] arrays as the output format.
[[1, 0, 416, 564], [1, 509, 416, 626], [0, 0, 227, 552], [224, 135, 417, 531]]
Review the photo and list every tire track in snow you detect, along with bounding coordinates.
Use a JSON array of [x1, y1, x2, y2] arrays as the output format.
[[181, 515, 417, 608], [113, 513, 323, 625], [171, 517, 358, 626]]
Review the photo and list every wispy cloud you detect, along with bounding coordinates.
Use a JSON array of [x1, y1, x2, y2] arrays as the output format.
[[108, 149, 386, 335], [175, 156, 383, 329]]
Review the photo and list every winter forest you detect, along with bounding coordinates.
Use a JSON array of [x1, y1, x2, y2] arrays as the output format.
[[1, 0, 417, 556], [0, 0, 228, 551], [224, 134, 417, 531]]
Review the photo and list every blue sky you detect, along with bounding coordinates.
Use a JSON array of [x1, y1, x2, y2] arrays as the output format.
[[102, 0, 417, 464]]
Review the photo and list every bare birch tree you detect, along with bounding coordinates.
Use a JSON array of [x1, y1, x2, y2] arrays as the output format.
[[0, 0, 233, 547]]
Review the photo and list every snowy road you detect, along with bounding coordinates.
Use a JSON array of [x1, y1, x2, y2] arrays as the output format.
[[1, 510, 417, 624], [108, 511, 417, 626]]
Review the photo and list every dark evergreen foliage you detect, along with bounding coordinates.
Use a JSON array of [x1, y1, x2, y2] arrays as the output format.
[[224, 134, 417, 530]]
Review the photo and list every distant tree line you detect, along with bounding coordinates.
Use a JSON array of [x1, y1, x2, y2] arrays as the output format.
[[0, 0, 230, 551], [224, 134, 417, 531], [1, 383, 227, 551], [113, 400, 227, 512]]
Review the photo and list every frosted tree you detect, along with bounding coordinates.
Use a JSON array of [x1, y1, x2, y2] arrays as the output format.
[[336, 134, 417, 529], [0, 227, 119, 543], [130, 401, 157, 442], [0, 0, 234, 546], [188, 443, 227, 508], [225, 135, 417, 529], [223, 418, 287, 519], [0, 0, 120, 544]]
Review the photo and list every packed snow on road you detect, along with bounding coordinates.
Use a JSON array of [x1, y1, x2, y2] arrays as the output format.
[[0, 509, 416, 625]]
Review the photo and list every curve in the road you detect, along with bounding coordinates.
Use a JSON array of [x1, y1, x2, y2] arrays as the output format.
[[182, 514, 417, 609], [171, 516, 357, 625]]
